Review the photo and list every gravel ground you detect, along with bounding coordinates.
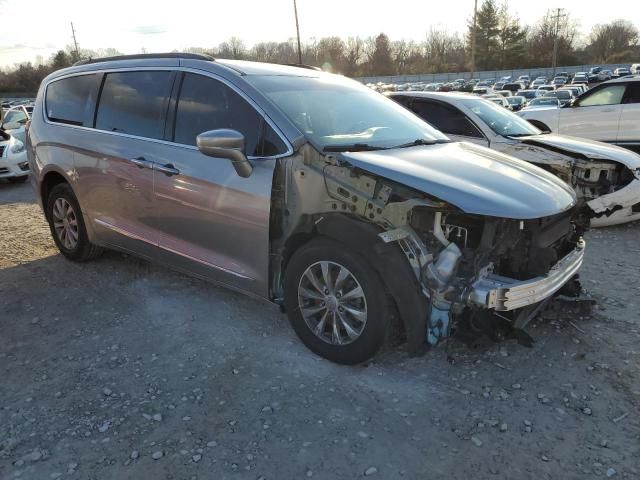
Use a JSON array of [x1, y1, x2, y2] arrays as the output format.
[[1, 181, 639, 480]]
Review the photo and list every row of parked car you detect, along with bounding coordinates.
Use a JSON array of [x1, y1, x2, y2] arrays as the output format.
[[8, 54, 640, 364], [366, 63, 640, 96]]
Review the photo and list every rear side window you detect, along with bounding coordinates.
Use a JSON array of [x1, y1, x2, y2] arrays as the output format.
[[96, 71, 174, 139], [577, 84, 626, 107], [411, 100, 483, 138], [173, 73, 287, 156], [46, 74, 100, 126]]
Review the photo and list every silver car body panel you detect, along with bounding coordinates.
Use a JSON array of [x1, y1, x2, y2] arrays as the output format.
[[339, 141, 577, 219], [30, 59, 308, 299]]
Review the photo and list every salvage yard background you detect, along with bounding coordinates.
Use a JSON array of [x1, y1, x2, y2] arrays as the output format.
[[1, 182, 639, 479]]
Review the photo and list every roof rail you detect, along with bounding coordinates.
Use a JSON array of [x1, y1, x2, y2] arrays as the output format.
[[73, 52, 214, 66], [285, 64, 322, 71]]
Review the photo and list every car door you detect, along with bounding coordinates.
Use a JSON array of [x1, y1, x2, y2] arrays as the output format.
[[409, 99, 489, 146], [617, 82, 640, 151], [152, 71, 289, 297], [558, 83, 626, 142], [72, 70, 176, 258]]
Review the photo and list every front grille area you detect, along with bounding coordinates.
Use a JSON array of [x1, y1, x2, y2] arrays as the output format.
[[0, 167, 9, 174], [0, 146, 5, 157]]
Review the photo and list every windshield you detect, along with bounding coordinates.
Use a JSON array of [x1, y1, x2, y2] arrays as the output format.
[[462, 98, 541, 137], [246, 75, 449, 150]]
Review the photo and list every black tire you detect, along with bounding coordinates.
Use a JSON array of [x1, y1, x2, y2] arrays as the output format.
[[284, 238, 391, 364], [8, 175, 28, 184], [46, 183, 103, 262]]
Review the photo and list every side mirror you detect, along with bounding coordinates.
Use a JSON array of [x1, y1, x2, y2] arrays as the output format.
[[196, 129, 252, 178], [2, 121, 21, 130]]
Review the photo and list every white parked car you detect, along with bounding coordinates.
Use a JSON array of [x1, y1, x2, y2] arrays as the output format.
[[1, 105, 30, 144], [0, 130, 29, 183], [518, 77, 640, 153], [390, 91, 640, 227]]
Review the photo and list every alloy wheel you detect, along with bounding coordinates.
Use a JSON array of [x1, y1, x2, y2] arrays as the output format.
[[52, 197, 79, 250], [297, 261, 368, 345]]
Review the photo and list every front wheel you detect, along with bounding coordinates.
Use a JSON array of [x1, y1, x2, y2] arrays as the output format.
[[284, 238, 391, 364]]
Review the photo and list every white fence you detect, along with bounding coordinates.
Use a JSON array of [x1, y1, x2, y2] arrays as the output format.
[[356, 63, 632, 84]]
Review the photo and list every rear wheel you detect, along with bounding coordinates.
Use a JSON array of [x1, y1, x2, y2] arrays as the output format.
[[284, 238, 391, 364], [46, 183, 103, 261]]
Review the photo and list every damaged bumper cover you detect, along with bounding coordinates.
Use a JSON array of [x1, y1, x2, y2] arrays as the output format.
[[466, 240, 585, 311]]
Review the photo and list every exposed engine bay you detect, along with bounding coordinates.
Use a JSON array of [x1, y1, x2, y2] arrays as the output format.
[[270, 144, 586, 354]]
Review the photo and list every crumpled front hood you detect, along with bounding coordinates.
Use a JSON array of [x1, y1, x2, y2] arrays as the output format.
[[520, 134, 640, 171], [339, 142, 577, 219]]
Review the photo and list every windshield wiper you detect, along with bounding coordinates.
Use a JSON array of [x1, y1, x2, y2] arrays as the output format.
[[322, 143, 388, 152], [391, 138, 448, 149]]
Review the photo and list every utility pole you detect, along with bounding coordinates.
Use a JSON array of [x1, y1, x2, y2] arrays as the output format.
[[70, 22, 80, 60], [293, 0, 302, 64], [551, 8, 566, 78], [470, 0, 478, 79]]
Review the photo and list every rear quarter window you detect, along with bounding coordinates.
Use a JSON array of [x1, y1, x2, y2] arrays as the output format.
[[45, 74, 101, 126]]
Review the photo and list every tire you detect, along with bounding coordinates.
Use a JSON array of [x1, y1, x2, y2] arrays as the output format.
[[46, 183, 103, 261], [284, 238, 391, 364], [8, 175, 28, 184]]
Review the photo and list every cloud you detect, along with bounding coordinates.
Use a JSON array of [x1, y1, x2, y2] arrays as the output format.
[[131, 25, 168, 35], [0, 44, 51, 53]]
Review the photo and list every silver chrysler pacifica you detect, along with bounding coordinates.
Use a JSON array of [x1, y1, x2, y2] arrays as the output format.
[[28, 53, 585, 364]]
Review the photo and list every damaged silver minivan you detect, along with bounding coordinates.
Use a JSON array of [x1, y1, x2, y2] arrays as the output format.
[[28, 54, 585, 364]]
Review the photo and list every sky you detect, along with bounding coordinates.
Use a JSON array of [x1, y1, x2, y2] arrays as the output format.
[[2, 0, 640, 68]]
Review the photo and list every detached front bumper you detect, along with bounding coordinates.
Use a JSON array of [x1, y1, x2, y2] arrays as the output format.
[[466, 240, 585, 311]]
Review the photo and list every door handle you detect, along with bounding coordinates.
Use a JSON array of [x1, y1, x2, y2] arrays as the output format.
[[130, 157, 153, 169], [601, 108, 616, 113], [155, 163, 181, 176]]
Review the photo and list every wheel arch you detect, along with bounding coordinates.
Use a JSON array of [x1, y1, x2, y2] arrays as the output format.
[[41, 170, 71, 219], [282, 213, 429, 356]]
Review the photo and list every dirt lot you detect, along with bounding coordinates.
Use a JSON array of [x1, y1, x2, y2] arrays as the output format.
[[0, 181, 639, 480]]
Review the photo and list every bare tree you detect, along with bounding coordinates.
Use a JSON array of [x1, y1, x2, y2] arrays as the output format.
[[425, 28, 465, 73], [344, 37, 364, 76], [217, 37, 246, 59], [526, 9, 579, 67], [588, 20, 639, 63]]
